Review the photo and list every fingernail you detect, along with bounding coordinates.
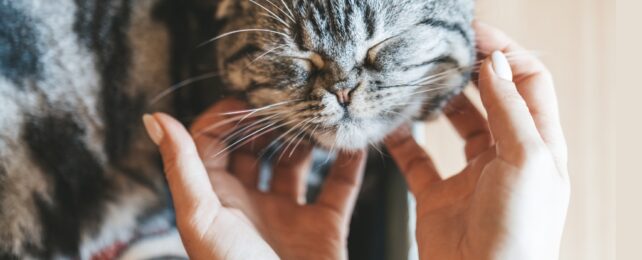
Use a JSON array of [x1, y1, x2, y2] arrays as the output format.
[[491, 50, 513, 81], [143, 114, 164, 145]]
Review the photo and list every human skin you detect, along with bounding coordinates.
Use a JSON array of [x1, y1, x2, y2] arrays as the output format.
[[143, 99, 366, 260], [384, 22, 570, 260], [143, 21, 570, 260]]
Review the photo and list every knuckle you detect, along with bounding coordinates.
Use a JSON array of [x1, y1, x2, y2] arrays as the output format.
[[402, 154, 431, 173], [511, 141, 550, 165]]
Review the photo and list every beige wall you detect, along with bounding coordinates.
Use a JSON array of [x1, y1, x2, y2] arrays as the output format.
[[421, 0, 616, 259]]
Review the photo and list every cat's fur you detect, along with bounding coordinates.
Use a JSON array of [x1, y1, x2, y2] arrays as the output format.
[[0, 0, 474, 258], [215, 0, 475, 149]]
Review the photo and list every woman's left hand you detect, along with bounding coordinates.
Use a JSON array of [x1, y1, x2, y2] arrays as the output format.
[[143, 99, 367, 260]]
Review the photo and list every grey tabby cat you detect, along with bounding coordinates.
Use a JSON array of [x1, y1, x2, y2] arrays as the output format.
[[215, 0, 475, 150], [0, 0, 474, 258]]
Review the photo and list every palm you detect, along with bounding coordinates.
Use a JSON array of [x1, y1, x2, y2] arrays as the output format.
[[206, 177, 353, 260], [187, 100, 367, 260], [384, 25, 570, 257], [408, 140, 566, 258]]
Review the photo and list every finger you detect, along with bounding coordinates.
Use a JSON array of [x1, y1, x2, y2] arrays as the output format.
[[190, 98, 250, 136], [384, 126, 441, 195], [417, 150, 496, 213], [478, 53, 546, 164], [475, 22, 567, 164], [316, 150, 367, 219], [143, 113, 220, 215], [271, 144, 314, 203], [230, 150, 261, 188], [444, 93, 493, 161]]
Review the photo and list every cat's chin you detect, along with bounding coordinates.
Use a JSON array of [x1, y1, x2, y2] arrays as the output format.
[[312, 121, 393, 151]]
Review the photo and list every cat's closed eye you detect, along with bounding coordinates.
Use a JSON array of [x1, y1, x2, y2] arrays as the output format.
[[215, 0, 475, 149], [308, 52, 325, 70], [365, 37, 396, 70]]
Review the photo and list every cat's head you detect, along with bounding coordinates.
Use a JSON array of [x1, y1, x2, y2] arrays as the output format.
[[214, 0, 475, 150]]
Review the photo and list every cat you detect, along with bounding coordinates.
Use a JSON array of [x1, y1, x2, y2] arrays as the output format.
[[0, 0, 474, 258], [214, 0, 475, 150]]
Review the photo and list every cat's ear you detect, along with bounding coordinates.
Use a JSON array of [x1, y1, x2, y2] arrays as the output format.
[[215, 0, 251, 19]]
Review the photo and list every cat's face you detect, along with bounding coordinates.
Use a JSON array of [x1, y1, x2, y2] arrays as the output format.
[[215, 0, 475, 150]]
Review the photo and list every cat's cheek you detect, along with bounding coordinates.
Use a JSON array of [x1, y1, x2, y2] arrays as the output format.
[[247, 88, 290, 107], [226, 65, 251, 91]]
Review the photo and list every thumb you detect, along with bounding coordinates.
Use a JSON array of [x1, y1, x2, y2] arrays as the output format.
[[143, 113, 221, 217]]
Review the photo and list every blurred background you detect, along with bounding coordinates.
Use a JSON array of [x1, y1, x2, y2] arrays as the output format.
[[421, 0, 616, 259]]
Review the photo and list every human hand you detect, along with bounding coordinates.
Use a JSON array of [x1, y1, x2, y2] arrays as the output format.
[[384, 22, 570, 260], [143, 99, 367, 260]]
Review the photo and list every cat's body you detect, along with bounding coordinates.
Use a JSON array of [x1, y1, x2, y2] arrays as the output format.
[[0, 0, 217, 258], [0, 0, 474, 258]]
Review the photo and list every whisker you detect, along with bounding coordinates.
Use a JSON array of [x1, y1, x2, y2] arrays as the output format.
[[249, 0, 290, 27], [286, 118, 317, 158], [209, 119, 286, 160], [198, 29, 289, 48], [248, 45, 288, 66], [193, 107, 286, 141], [278, 0, 296, 21], [262, 0, 296, 22], [149, 71, 220, 105], [277, 118, 314, 162]]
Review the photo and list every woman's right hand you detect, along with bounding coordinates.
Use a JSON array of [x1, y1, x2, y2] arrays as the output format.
[[384, 22, 570, 260]]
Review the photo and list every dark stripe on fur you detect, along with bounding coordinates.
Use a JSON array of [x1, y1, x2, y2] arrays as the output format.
[[403, 56, 460, 71], [225, 44, 262, 65], [74, 0, 142, 162], [419, 18, 471, 44], [363, 4, 376, 40], [0, 0, 42, 87], [23, 113, 113, 257]]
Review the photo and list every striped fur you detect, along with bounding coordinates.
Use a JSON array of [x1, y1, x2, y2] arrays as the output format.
[[0, 0, 474, 258], [0, 0, 216, 258], [215, 0, 475, 149]]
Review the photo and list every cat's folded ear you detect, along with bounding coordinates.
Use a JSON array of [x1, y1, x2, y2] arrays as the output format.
[[215, 0, 252, 19]]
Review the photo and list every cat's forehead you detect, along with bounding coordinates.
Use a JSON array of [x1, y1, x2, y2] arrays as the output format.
[[292, 0, 428, 54]]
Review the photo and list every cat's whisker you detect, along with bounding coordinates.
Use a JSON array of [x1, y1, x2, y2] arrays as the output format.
[[378, 86, 452, 103], [148, 71, 220, 105], [209, 118, 293, 160], [251, 116, 309, 160], [249, 0, 290, 27], [198, 29, 289, 48], [221, 114, 283, 145], [193, 106, 291, 141], [218, 99, 300, 117], [267, 117, 312, 159], [369, 140, 385, 159], [307, 123, 321, 144], [248, 45, 288, 66], [226, 102, 313, 141], [262, 0, 296, 22], [277, 118, 314, 162], [404, 86, 453, 96], [277, 0, 296, 21], [288, 120, 316, 158], [323, 134, 338, 166]]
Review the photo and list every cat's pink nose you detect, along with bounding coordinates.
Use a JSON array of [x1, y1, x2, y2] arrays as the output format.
[[333, 89, 352, 106]]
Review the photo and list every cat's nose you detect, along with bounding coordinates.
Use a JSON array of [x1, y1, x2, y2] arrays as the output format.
[[332, 89, 352, 106]]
